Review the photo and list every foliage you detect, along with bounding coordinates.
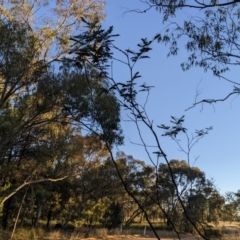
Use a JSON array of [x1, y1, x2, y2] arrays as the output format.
[[1, 3, 239, 240], [153, 159, 224, 233], [222, 191, 240, 222], [0, 0, 105, 61], [138, 0, 240, 106], [0, 17, 123, 236], [65, 19, 219, 240], [59, 67, 123, 146], [101, 202, 123, 230]]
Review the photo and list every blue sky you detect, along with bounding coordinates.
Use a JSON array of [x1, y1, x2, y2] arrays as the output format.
[[103, 0, 240, 194]]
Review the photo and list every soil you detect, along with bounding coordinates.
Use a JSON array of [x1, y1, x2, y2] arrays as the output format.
[[85, 235, 204, 240]]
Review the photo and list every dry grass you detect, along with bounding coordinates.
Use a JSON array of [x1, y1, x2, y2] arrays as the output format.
[[0, 227, 178, 240], [218, 222, 240, 228], [1, 222, 240, 240], [117, 228, 176, 238]]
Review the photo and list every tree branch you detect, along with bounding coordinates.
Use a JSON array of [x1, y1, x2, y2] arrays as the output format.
[[1, 176, 68, 207]]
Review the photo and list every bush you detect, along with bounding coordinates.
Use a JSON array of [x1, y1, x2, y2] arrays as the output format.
[[101, 202, 123, 230], [204, 228, 222, 238]]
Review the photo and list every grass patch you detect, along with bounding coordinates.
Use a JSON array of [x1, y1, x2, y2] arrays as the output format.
[[0, 227, 46, 240], [0, 225, 178, 240], [126, 222, 167, 230], [2, 221, 240, 240], [203, 223, 240, 239]]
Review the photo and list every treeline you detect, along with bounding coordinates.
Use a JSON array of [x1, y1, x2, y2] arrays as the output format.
[[2, 146, 240, 233]]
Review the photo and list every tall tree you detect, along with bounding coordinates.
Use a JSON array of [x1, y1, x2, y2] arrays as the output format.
[[0, 0, 105, 61], [0, 17, 124, 231], [65, 19, 215, 240], [222, 190, 240, 222], [137, 0, 240, 106], [154, 159, 223, 233]]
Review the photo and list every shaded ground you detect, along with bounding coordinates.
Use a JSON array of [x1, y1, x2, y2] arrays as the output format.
[[84, 235, 204, 240]]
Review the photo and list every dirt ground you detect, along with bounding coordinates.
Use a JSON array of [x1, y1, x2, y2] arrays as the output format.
[[85, 235, 204, 240]]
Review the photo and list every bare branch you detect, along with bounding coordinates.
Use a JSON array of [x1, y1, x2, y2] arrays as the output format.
[[1, 176, 68, 207], [185, 90, 240, 111]]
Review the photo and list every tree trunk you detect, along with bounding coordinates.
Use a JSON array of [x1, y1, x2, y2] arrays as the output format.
[[34, 204, 43, 227], [11, 187, 28, 239], [46, 208, 52, 228], [20, 208, 26, 228], [139, 212, 144, 223], [2, 197, 12, 229]]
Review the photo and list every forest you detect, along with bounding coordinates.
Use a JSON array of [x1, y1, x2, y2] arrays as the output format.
[[0, 0, 240, 240]]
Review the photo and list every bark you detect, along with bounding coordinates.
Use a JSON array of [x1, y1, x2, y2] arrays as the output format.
[[34, 204, 43, 227], [1, 197, 12, 229], [46, 208, 52, 229]]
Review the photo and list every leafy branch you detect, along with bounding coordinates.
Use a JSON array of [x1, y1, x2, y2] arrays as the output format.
[[64, 19, 212, 240]]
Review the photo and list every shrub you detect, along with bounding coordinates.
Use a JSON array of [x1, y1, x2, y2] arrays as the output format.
[[101, 202, 123, 230]]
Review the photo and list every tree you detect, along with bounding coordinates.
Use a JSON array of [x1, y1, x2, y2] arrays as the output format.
[[0, 0, 105, 61], [65, 19, 215, 240], [0, 16, 125, 234], [101, 202, 123, 230], [136, 0, 240, 107], [58, 66, 123, 146], [154, 159, 224, 233], [222, 190, 240, 222], [0, 19, 56, 214]]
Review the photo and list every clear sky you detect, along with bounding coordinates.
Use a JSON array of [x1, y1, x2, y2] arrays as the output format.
[[103, 0, 240, 195]]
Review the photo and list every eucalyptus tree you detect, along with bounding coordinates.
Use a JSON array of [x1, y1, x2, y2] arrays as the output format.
[[0, 0, 105, 62], [0, 16, 124, 233], [0, 19, 53, 209], [136, 0, 240, 106], [155, 160, 224, 232], [222, 190, 240, 222], [64, 19, 214, 240], [0, 63, 122, 229], [156, 160, 207, 231]]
